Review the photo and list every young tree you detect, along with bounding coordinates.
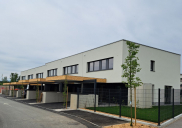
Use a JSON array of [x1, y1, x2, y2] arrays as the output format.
[[121, 41, 143, 126], [10, 73, 19, 82]]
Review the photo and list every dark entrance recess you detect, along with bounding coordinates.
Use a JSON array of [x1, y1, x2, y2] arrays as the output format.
[[165, 85, 172, 104], [81, 82, 128, 106]]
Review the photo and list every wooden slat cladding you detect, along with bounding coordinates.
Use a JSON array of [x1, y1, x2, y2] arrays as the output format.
[[46, 75, 106, 83]]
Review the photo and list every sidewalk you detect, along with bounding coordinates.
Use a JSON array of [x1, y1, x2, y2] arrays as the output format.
[[166, 117, 182, 128]]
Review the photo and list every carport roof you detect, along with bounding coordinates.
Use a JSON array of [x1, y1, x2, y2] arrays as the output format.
[[28, 78, 55, 84], [46, 75, 107, 83], [3, 83, 11, 85], [10, 82, 28, 85], [19, 80, 29, 83]]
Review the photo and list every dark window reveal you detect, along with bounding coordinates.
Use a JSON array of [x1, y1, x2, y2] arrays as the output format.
[[88, 57, 113, 72], [64, 65, 78, 75], [47, 69, 57, 77], [22, 76, 26, 80], [28, 74, 33, 80], [36, 73, 43, 78], [151, 60, 155, 71]]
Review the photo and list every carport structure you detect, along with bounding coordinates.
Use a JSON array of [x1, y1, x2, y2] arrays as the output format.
[[14, 75, 106, 106], [22, 75, 106, 104]]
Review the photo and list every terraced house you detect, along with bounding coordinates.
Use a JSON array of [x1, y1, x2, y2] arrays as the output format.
[[7, 39, 181, 106]]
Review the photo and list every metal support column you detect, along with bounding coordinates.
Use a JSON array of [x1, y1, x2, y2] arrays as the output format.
[[158, 88, 160, 126], [41, 83, 43, 91], [94, 79, 97, 112], [173, 88, 174, 118]]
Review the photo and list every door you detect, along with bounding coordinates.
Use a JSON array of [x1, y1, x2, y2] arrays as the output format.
[[165, 86, 172, 104]]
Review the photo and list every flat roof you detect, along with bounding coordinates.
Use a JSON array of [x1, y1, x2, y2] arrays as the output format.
[[22, 39, 181, 72]]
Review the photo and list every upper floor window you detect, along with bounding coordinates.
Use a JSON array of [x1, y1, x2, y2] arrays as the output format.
[[151, 60, 155, 71], [180, 78, 182, 82], [47, 69, 57, 77], [28, 74, 33, 80], [64, 65, 78, 75], [36, 73, 43, 78], [22, 76, 26, 80], [88, 57, 113, 72]]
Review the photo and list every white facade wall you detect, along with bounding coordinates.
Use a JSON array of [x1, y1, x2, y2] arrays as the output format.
[[122, 40, 180, 89], [20, 40, 181, 90]]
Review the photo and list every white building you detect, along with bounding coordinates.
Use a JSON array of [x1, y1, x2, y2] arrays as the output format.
[[19, 39, 181, 105]]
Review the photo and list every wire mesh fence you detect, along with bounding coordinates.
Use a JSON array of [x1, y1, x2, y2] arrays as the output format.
[[77, 88, 182, 125]]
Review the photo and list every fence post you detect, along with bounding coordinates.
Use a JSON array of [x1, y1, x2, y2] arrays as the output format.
[[158, 88, 160, 126], [77, 88, 79, 109], [94, 88, 96, 112], [173, 88, 174, 118], [109, 89, 110, 107], [119, 88, 121, 118]]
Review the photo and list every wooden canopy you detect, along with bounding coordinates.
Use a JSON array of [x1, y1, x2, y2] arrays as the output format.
[[10, 82, 27, 85], [3, 83, 11, 85], [28, 78, 54, 84], [46, 75, 106, 83], [19, 80, 29, 83]]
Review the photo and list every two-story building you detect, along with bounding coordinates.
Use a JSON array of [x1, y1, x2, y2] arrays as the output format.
[[18, 39, 180, 105]]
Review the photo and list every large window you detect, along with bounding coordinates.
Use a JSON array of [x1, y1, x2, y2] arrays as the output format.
[[64, 65, 78, 75], [88, 57, 113, 72], [22, 76, 26, 80], [28, 74, 33, 80], [47, 69, 57, 77], [36, 73, 43, 78]]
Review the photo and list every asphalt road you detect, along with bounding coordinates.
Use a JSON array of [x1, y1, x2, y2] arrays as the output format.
[[0, 97, 87, 128]]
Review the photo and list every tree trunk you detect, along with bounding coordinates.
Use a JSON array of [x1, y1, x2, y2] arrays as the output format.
[[135, 87, 136, 126], [130, 87, 132, 126]]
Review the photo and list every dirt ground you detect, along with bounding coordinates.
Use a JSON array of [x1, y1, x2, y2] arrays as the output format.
[[104, 123, 157, 128]]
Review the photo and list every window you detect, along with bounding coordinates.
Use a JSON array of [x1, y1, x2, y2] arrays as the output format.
[[88, 57, 113, 72], [108, 58, 113, 69], [151, 60, 155, 71], [36, 73, 43, 78], [72, 66, 75, 73], [101, 60, 106, 70], [68, 66, 71, 74], [89, 62, 93, 71], [22, 76, 26, 80], [28, 74, 33, 80], [47, 69, 57, 77], [63, 65, 78, 75], [180, 78, 182, 82], [94, 61, 100, 71]]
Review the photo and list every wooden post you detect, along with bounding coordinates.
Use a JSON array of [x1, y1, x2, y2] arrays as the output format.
[[13, 86, 14, 97], [38, 86, 39, 102], [134, 87, 136, 126], [66, 86, 68, 109], [23, 87, 24, 99]]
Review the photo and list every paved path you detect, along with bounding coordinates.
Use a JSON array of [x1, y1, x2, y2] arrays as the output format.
[[166, 117, 182, 128], [0, 97, 87, 128]]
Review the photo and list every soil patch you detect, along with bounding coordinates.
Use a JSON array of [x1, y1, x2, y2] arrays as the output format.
[[104, 123, 157, 128]]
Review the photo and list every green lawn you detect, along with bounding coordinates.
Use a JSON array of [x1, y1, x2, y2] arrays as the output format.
[[87, 105, 182, 123]]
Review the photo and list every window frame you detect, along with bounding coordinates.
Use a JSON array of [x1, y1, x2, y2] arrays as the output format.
[[88, 57, 113, 72], [47, 68, 57, 77], [63, 64, 78, 75], [36, 73, 43, 78], [22, 76, 26, 80]]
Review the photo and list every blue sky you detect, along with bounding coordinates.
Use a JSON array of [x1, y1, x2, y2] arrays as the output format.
[[0, 0, 182, 79]]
